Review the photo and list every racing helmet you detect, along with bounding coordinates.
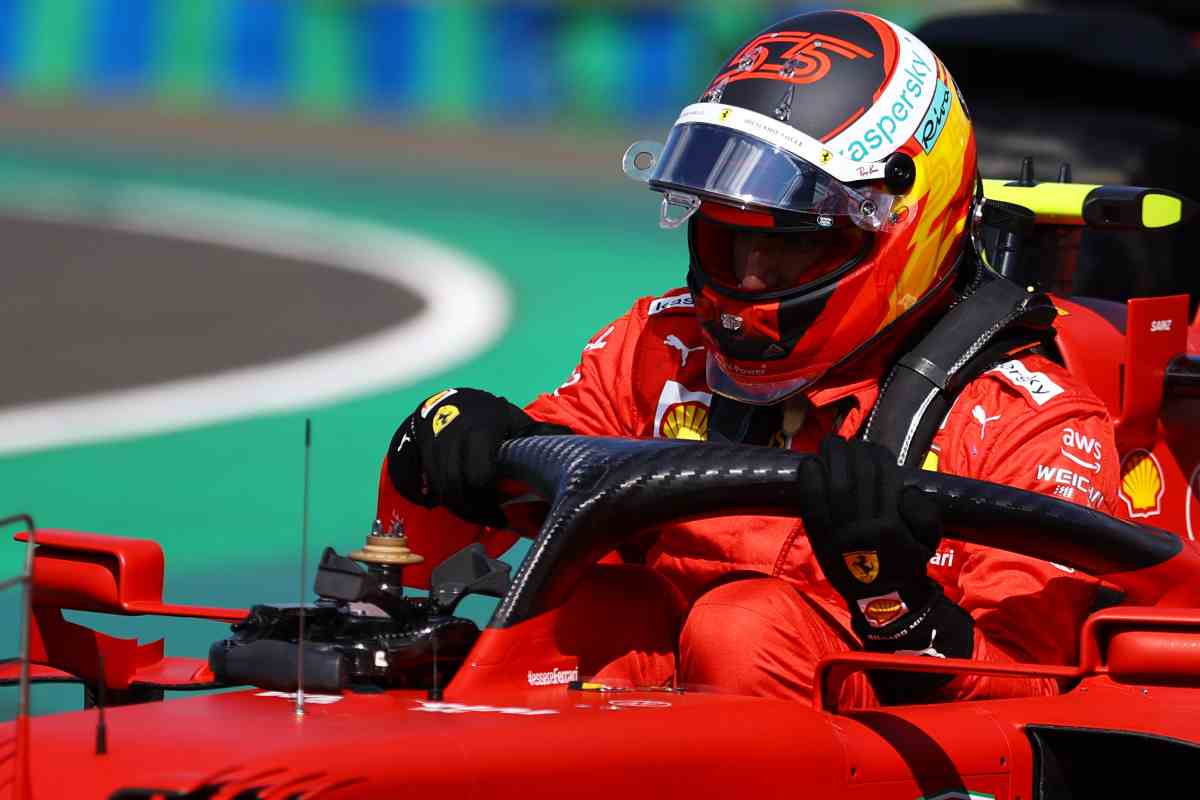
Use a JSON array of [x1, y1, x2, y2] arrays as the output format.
[[623, 10, 978, 404]]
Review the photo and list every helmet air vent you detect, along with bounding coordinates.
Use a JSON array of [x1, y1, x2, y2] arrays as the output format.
[[701, 78, 728, 104], [774, 86, 795, 122]]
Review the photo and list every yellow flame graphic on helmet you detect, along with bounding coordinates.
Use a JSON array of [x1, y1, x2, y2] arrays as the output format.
[[885, 65, 974, 329]]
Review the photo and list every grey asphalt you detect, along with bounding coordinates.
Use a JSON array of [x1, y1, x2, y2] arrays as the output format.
[[0, 212, 424, 408]]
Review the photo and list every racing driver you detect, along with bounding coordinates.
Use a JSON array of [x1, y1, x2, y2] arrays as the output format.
[[383, 10, 1121, 707]]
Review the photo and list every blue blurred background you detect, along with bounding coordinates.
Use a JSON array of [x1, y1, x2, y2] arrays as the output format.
[[0, 1, 1006, 132]]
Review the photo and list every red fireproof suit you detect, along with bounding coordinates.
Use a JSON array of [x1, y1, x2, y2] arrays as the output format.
[[521, 288, 1121, 706]]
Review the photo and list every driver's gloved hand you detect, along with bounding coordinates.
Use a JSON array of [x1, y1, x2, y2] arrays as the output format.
[[386, 388, 570, 527], [796, 435, 974, 702]]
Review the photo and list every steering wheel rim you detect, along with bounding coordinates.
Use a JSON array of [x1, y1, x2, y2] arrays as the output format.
[[490, 436, 1197, 628]]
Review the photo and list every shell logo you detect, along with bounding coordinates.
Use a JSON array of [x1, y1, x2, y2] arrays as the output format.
[[660, 402, 709, 441], [864, 597, 904, 626], [1119, 449, 1164, 518]]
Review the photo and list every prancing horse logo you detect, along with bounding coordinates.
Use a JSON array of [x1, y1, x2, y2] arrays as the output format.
[[844, 550, 880, 583]]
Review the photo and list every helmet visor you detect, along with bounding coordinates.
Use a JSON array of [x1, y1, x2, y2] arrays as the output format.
[[705, 352, 814, 406], [693, 213, 869, 296], [640, 123, 896, 232]]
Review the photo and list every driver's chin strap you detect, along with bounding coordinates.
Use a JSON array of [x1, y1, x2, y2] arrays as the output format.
[[707, 266, 1060, 465], [707, 394, 781, 445]]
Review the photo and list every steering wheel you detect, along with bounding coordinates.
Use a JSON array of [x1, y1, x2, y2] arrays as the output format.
[[490, 436, 1199, 629]]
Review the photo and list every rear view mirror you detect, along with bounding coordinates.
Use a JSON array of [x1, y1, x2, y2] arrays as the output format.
[[430, 544, 511, 615]]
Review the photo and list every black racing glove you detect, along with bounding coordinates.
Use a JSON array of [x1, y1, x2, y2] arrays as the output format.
[[796, 435, 974, 703], [386, 388, 570, 527]]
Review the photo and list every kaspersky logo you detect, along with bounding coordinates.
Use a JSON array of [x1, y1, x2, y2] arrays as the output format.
[[710, 32, 874, 89], [836, 55, 937, 162], [827, 23, 939, 163]]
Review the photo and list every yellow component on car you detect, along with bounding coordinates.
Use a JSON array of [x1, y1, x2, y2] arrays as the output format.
[[982, 179, 1193, 230], [1142, 193, 1182, 228], [982, 179, 1096, 225]]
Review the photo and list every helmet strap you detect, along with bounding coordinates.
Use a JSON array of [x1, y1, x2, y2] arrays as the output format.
[[967, 170, 988, 266], [708, 394, 783, 445]]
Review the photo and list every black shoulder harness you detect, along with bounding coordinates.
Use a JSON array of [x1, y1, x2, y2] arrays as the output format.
[[860, 270, 1058, 465], [708, 269, 1059, 463]]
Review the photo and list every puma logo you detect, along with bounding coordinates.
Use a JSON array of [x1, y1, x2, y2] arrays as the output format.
[[972, 404, 1000, 440], [664, 335, 704, 367], [896, 629, 947, 659]]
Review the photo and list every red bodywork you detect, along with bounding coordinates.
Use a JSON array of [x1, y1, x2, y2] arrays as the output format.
[[1053, 293, 1198, 539], [0, 290, 1197, 798]]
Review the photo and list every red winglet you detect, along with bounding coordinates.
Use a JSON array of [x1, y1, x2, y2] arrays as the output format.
[[1117, 294, 1189, 450], [9, 529, 244, 691], [14, 529, 245, 621]]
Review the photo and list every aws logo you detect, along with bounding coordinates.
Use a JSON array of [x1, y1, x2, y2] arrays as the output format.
[[709, 32, 874, 89]]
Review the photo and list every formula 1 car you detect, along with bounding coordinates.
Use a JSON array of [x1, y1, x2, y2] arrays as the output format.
[[0, 173, 1197, 799]]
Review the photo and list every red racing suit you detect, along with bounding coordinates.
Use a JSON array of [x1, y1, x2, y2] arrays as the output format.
[[524, 288, 1121, 703]]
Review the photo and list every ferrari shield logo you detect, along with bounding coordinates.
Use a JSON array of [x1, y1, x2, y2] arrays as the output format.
[[420, 388, 457, 419], [844, 550, 879, 583], [431, 405, 460, 436]]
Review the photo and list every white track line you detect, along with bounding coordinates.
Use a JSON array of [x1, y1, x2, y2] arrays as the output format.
[[0, 185, 511, 455]]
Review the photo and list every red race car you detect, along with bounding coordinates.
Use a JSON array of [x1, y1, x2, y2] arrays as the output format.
[[0, 175, 1197, 799]]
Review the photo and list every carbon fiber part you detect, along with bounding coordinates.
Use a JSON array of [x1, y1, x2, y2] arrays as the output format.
[[491, 436, 1180, 628]]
